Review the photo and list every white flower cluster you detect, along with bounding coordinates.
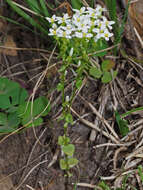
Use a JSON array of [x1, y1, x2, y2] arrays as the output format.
[[46, 5, 115, 42]]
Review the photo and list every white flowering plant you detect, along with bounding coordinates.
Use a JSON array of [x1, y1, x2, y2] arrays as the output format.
[[46, 5, 116, 175]]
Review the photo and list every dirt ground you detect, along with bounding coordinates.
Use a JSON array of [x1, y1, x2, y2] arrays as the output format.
[[0, 0, 143, 190]]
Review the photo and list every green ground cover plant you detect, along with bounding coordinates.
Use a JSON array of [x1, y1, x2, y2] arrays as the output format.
[[0, 77, 50, 133]]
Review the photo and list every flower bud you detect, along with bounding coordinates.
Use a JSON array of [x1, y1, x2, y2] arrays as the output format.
[[69, 47, 74, 57]]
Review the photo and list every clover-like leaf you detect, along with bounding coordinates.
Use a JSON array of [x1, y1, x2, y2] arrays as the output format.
[[17, 96, 50, 127], [0, 112, 20, 133], [89, 66, 102, 79], [101, 71, 112, 83], [102, 71, 117, 83], [62, 144, 75, 156], [58, 136, 70, 146], [101, 60, 115, 72], [60, 159, 67, 170], [68, 158, 78, 168], [0, 77, 28, 110], [65, 113, 73, 124]]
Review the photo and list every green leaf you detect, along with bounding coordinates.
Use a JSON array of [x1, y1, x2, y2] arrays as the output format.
[[60, 159, 67, 170], [0, 15, 39, 35], [58, 136, 64, 146], [0, 112, 20, 133], [68, 158, 78, 168], [0, 77, 28, 109], [25, 0, 41, 14], [33, 96, 51, 117], [39, 0, 50, 17], [65, 113, 73, 124], [71, 0, 82, 10], [58, 136, 70, 146], [5, 0, 49, 36], [59, 65, 67, 72], [101, 72, 112, 83], [17, 96, 50, 127], [93, 40, 108, 57], [138, 165, 143, 183], [62, 144, 75, 156], [101, 71, 117, 83], [76, 78, 82, 89], [121, 106, 143, 118], [57, 83, 64, 91], [115, 111, 129, 137], [89, 67, 102, 79], [99, 181, 111, 190], [101, 60, 115, 72]]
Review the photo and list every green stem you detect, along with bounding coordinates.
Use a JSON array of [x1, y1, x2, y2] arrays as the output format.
[[121, 106, 143, 118]]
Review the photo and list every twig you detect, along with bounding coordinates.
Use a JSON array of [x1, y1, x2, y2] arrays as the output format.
[[89, 85, 110, 141], [70, 107, 120, 144], [73, 182, 102, 189], [80, 95, 119, 140]]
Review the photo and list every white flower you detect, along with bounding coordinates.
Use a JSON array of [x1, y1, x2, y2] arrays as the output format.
[[95, 20, 106, 29], [103, 29, 113, 41], [93, 28, 105, 40], [48, 27, 59, 36], [78, 60, 81, 67], [95, 5, 106, 15], [94, 28, 113, 41], [72, 14, 91, 32], [66, 96, 70, 102], [92, 24, 106, 34], [74, 31, 93, 38], [57, 27, 72, 39], [85, 33, 93, 38], [46, 15, 57, 23], [72, 14, 82, 26], [102, 16, 115, 30], [74, 31, 83, 38], [87, 7, 99, 18], [47, 5, 114, 41], [66, 24, 76, 32], [73, 7, 86, 15], [56, 13, 70, 24], [51, 23, 58, 29]]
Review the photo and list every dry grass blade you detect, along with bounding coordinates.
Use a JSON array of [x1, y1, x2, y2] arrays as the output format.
[[134, 27, 143, 48], [19, 128, 47, 184], [79, 95, 119, 140], [74, 182, 102, 189], [15, 160, 49, 190], [89, 86, 110, 141], [70, 107, 120, 144]]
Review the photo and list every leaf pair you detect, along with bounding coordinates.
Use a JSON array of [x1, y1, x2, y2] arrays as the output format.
[[60, 157, 78, 170], [89, 60, 117, 83]]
